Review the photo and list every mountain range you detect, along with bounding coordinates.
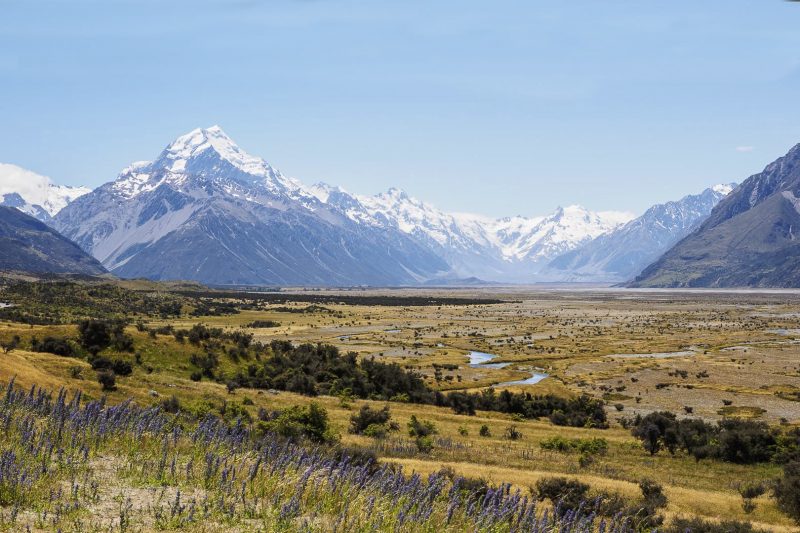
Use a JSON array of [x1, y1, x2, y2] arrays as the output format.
[[546, 184, 735, 282], [0, 126, 741, 285], [631, 143, 800, 288]]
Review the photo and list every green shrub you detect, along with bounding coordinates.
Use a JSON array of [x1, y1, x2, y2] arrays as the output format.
[[31, 336, 76, 357], [97, 370, 116, 391], [349, 405, 392, 435], [533, 477, 589, 514], [258, 402, 335, 444], [363, 423, 390, 439], [407, 415, 437, 438], [775, 461, 800, 524], [540, 436, 608, 455], [415, 435, 434, 454]]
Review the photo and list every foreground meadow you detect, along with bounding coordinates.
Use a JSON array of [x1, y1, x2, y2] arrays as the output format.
[[1, 280, 799, 531]]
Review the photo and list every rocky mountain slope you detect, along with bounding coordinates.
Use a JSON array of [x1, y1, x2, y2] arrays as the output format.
[[0, 206, 106, 275], [547, 184, 735, 282], [631, 143, 800, 287]]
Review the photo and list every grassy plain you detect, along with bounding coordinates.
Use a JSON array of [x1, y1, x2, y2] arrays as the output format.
[[1, 284, 800, 530]]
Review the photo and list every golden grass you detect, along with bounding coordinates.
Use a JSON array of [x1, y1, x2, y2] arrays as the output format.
[[3, 287, 800, 528]]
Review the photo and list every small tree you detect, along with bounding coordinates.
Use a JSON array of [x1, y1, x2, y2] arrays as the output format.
[[775, 461, 800, 523], [504, 425, 523, 441], [407, 415, 437, 438], [259, 402, 335, 444], [97, 370, 116, 391], [534, 477, 590, 515], [739, 483, 765, 514], [0, 335, 20, 354], [349, 405, 392, 435]]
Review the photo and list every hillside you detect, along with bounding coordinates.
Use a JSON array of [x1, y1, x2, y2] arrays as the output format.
[[0, 206, 106, 275], [632, 144, 800, 287]]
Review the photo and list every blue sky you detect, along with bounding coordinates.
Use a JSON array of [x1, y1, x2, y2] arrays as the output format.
[[1, 0, 799, 217]]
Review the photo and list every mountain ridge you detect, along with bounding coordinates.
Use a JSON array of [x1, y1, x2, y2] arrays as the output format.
[[546, 184, 735, 282], [0, 206, 106, 275], [630, 143, 800, 287], [0, 125, 746, 286]]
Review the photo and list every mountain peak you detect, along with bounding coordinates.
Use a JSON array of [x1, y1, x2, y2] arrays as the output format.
[[711, 183, 736, 196], [160, 126, 271, 177], [384, 187, 410, 200]]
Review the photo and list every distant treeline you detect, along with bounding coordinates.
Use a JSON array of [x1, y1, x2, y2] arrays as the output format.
[[0, 281, 184, 323], [174, 290, 507, 307]]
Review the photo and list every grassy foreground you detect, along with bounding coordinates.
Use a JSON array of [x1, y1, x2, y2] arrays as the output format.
[[1, 281, 799, 531], [0, 376, 640, 532]]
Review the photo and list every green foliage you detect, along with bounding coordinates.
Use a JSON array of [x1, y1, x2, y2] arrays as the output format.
[[407, 415, 437, 438], [775, 461, 800, 524], [231, 342, 433, 402], [363, 423, 390, 439], [258, 402, 336, 444], [78, 319, 133, 355], [534, 477, 590, 514], [246, 320, 280, 328], [630, 412, 779, 464], [30, 336, 76, 357], [540, 436, 608, 455], [414, 435, 435, 454], [0, 280, 184, 324], [189, 352, 219, 378], [97, 370, 116, 391], [349, 405, 392, 435], [449, 388, 608, 428], [89, 356, 133, 376]]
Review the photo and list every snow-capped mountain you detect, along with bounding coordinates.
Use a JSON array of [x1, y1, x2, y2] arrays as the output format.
[[0, 163, 90, 222], [53, 127, 449, 285], [546, 183, 736, 282], [306, 184, 632, 282], [45, 125, 731, 286]]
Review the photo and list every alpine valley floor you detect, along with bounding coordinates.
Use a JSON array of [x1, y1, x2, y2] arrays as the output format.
[[1, 281, 800, 531]]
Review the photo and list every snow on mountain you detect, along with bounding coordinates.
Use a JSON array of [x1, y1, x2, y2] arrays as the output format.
[[44, 125, 731, 285], [53, 127, 448, 285], [0, 163, 90, 221], [110, 126, 313, 204], [490, 206, 633, 263], [546, 184, 736, 282], [306, 184, 633, 282]]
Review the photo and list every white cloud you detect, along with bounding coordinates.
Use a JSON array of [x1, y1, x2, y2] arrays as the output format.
[[735, 146, 755, 153]]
